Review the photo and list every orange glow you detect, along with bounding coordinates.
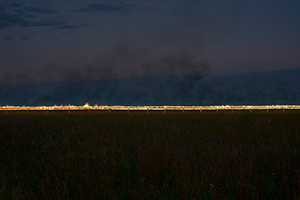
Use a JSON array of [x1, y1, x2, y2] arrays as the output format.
[[1, 103, 300, 111]]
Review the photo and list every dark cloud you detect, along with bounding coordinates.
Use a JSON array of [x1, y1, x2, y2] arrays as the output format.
[[7, 2, 22, 8], [2, 36, 14, 41], [54, 24, 89, 30], [19, 35, 29, 41], [31, 19, 65, 27], [2, 34, 33, 42], [55, 25, 81, 29], [72, 3, 138, 13], [0, 4, 4, 11], [0, 2, 61, 29], [170, 0, 203, 15], [24, 6, 57, 14], [137, 6, 155, 12], [0, 13, 31, 28], [5, 2, 57, 14], [0, 21, 11, 29]]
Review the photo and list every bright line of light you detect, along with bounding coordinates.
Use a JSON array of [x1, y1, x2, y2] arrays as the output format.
[[1, 103, 300, 111]]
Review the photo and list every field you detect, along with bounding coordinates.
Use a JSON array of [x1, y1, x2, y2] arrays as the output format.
[[0, 111, 299, 199]]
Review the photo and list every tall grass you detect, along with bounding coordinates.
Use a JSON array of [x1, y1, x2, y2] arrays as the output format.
[[0, 112, 299, 199]]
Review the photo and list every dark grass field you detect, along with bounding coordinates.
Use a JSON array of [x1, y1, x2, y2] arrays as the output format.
[[0, 111, 300, 199]]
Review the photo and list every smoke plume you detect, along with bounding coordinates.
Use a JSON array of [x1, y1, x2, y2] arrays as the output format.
[[0, 43, 210, 85]]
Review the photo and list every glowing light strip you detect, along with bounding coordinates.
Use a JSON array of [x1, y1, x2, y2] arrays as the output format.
[[1, 103, 300, 111]]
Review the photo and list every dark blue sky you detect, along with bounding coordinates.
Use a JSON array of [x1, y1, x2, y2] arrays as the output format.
[[1, 0, 299, 84]]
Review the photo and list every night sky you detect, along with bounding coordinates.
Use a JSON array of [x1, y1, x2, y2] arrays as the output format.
[[0, 0, 300, 106]]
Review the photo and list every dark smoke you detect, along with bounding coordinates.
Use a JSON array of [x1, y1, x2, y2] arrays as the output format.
[[0, 44, 210, 85], [0, 43, 211, 106]]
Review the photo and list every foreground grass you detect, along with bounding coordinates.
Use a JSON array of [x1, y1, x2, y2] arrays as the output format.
[[0, 112, 299, 199]]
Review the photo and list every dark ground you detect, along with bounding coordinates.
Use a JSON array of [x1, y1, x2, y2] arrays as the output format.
[[0, 111, 299, 199]]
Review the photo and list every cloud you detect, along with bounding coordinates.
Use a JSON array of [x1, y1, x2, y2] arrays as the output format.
[[31, 19, 65, 27], [19, 35, 29, 41], [1, 33, 36, 42], [0, 2, 61, 29], [54, 24, 89, 30], [7, 2, 22, 8], [72, 3, 139, 13], [2, 36, 14, 41], [23, 6, 57, 14], [6, 2, 57, 14], [0, 14, 31, 28]]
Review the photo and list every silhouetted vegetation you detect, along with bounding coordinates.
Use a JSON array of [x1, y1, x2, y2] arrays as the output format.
[[0, 112, 299, 199]]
